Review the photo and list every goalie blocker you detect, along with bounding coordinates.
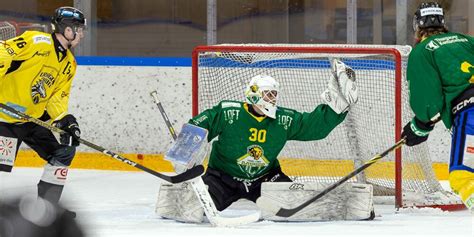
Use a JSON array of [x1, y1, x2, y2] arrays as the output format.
[[256, 182, 374, 221], [164, 123, 208, 174], [156, 123, 261, 226]]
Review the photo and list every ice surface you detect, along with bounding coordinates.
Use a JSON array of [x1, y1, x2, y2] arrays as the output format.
[[0, 168, 472, 237]]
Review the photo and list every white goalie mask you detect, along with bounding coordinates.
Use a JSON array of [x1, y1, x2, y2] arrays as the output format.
[[245, 75, 279, 118]]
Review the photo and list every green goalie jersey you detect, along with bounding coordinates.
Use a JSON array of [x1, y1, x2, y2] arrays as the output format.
[[407, 32, 474, 128], [189, 101, 347, 181]]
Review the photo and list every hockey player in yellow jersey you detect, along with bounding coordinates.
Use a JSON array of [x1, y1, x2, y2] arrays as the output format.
[[0, 7, 86, 217]]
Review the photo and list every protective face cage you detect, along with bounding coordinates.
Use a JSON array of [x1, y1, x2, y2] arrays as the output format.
[[245, 75, 279, 118], [412, 2, 445, 32]]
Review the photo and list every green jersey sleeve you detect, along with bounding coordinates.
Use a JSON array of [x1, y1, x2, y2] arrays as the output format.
[[406, 47, 444, 122], [188, 102, 224, 141], [287, 104, 347, 141]]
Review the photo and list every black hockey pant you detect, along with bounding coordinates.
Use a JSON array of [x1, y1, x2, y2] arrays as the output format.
[[202, 166, 292, 211]]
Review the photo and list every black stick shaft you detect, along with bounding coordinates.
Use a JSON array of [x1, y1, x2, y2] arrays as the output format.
[[276, 116, 442, 217], [150, 91, 177, 140], [0, 103, 203, 183], [276, 139, 405, 217]]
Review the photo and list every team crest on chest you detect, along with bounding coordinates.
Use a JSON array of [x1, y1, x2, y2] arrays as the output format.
[[30, 65, 59, 104], [236, 145, 270, 178]]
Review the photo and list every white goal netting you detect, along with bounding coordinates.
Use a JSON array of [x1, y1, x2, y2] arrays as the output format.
[[0, 21, 16, 41], [193, 44, 463, 210]]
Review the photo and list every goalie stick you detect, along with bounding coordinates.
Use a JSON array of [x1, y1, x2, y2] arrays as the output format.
[[150, 90, 261, 227], [275, 117, 442, 218], [0, 103, 203, 184]]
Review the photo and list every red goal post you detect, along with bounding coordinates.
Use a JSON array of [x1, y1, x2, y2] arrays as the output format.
[[192, 44, 464, 211]]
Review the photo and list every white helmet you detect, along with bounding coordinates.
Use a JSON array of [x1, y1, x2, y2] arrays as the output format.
[[245, 75, 279, 118]]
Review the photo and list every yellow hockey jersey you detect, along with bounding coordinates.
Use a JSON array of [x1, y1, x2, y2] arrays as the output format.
[[0, 31, 77, 123]]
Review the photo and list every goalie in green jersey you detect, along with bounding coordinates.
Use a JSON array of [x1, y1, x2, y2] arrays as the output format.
[[401, 2, 474, 212], [157, 59, 375, 223], [189, 65, 356, 213]]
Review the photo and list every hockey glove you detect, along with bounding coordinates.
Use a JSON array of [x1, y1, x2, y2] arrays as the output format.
[[54, 114, 81, 147], [401, 117, 434, 146], [330, 58, 358, 106]]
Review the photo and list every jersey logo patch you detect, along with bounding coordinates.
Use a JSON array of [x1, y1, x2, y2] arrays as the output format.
[[30, 66, 59, 104], [33, 35, 52, 44], [425, 40, 440, 51], [34, 51, 51, 57], [222, 102, 241, 108], [0, 135, 17, 167], [31, 80, 47, 104], [237, 145, 270, 178], [2, 43, 15, 55], [463, 134, 474, 169]]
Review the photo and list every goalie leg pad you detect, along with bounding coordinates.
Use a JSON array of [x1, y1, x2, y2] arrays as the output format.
[[256, 182, 373, 221], [155, 182, 204, 223]]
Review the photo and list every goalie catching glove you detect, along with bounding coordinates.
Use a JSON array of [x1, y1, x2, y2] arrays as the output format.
[[321, 59, 358, 114]]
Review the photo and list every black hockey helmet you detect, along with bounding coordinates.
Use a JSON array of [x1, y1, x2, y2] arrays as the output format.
[[413, 2, 445, 31], [51, 6, 86, 34]]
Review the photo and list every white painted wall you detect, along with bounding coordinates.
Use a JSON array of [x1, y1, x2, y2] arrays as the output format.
[[69, 65, 192, 154]]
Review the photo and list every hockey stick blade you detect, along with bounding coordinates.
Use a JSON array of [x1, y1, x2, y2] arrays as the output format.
[[0, 103, 203, 184], [162, 165, 204, 183]]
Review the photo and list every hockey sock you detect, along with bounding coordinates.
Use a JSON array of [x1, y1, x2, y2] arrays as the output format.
[[459, 181, 474, 211], [38, 163, 69, 204], [37, 180, 64, 204]]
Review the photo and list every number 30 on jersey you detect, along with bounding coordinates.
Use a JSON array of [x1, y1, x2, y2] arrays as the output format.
[[249, 128, 266, 143]]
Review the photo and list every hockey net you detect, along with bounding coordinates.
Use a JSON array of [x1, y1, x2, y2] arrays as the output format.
[[0, 21, 48, 41], [192, 44, 464, 210], [0, 21, 16, 41]]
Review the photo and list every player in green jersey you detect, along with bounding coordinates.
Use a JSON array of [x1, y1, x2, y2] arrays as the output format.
[[156, 59, 362, 223], [187, 60, 358, 212], [156, 59, 360, 223], [0, 7, 86, 217], [401, 2, 474, 212]]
